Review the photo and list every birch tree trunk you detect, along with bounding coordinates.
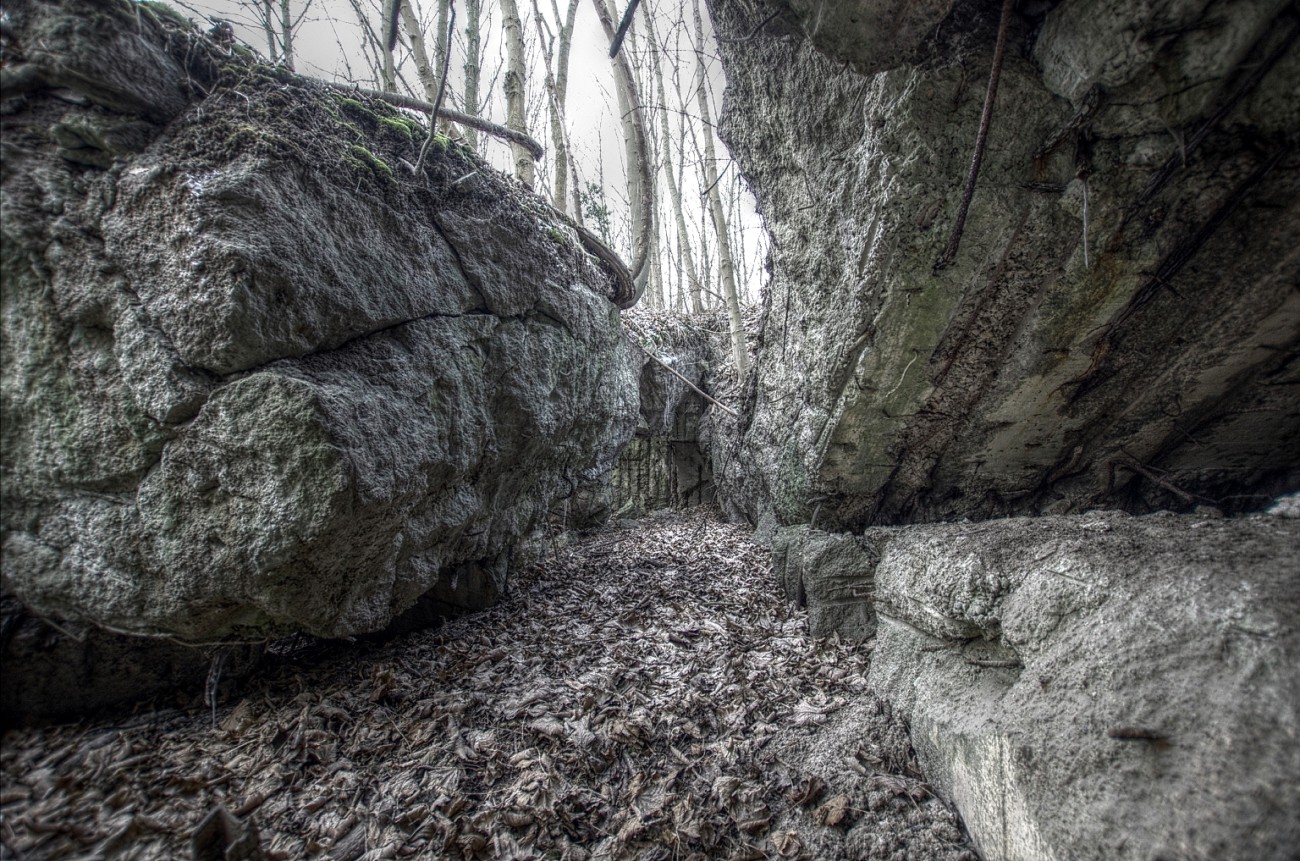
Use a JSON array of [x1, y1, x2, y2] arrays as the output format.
[[260, 0, 279, 62], [551, 0, 580, 211], [692, 0, 747, 382], [530, 0, 581, 213], [644, 2, 704, 313], [399, 1, 439, 101], [499, 0, 535, 188], [463, 0, 482, 148], [434, 0, 451, 131], [381, 0, 396, 89], [279, 0, 295, 70]]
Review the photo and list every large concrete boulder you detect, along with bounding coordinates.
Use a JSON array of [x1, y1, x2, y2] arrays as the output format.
[[780, 510, 1300, 860], [0, 0, 638, 645], [709, 0, 1300, 526]]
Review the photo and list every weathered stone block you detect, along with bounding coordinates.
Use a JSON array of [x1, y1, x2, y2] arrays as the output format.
[[710, 0, 1300, 526], [772, 525, 878, 640], [1, 0, 638, 652], [864, 510, 1300, 861]]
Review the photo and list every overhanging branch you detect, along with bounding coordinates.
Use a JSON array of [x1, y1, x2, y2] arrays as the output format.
[[317, 79, 546, 160]]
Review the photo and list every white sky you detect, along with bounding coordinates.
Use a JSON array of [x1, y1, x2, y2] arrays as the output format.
[[166, 0, 768, 304]]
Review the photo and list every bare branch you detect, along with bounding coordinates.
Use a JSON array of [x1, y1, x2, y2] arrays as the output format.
[[318, 79, 546, 159]]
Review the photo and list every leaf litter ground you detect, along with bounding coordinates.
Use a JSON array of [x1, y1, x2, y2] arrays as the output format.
[[1, 509, 975, 860]]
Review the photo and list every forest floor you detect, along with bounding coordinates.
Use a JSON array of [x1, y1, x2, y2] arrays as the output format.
[[0, 510, 975, 861]]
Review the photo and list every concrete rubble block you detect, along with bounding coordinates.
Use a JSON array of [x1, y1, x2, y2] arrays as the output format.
[[772, 524, 879, 640], [863, 510, 1300, 861]]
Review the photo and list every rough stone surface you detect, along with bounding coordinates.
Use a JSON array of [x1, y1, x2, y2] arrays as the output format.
[[0, 0, 638, 645], [786, 510, 1300, 861], [771, 524, 878, 640], [710, 0, 1300, 527], [785, 0, 955, 74], [611, 311, 719, 517]]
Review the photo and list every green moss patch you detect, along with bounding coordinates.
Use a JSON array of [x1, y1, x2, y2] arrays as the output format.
[[345, 145, 395, 182]]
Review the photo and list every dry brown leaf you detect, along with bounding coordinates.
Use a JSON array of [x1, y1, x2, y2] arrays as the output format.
[[772, 830, 803, 857], [0, 511, 968, 861], [815, 794, 851, 827], [785, 775, 825, 807]]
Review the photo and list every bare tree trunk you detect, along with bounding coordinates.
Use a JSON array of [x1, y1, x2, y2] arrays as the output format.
[[692, 0, 746, 381], [381, 0, 397, 89], [463, 0, 482, 147], [499, 0, 535, 187], [534, 0, 581, 212], [569, 151, 585, 225], [399, 1, 439, 101], [531, 0, 581, 213], [552, 0, 580, 211], [434, 0, 452, 130], [644, 1, 703, 313], [279, 0, 296, 70], [435, 0, 451, 75], [726, 177, 749, 302], [260, 0, 279, 62], [591, 0, 653, 302]]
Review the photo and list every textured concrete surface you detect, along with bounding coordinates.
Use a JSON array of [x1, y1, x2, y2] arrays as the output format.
[[709, 0, 1300, 527], [771, 524, 878, 640], [1, 0, 638, 643], [770, 509, 1300, 861]]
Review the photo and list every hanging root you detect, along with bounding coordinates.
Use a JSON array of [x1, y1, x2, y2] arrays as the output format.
[[1082, 175, 1090, 269], [934, 0, 1015, 272]]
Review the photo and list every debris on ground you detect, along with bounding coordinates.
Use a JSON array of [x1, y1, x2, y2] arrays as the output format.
[[1, 509, 974, 860]]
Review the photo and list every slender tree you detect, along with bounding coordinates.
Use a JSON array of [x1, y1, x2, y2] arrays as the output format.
[[234, 0, 313, 67], [591, 0, 653, 301], [278, 0, 296, 69], [644, 0, 704, 312], [381, 0, 397, 88], [530, 0, 583, 213], [551, 0, 581, 210], [399, 1, 440, 101], [691, 0, 746, 380], [433, 0, 452, 130], [463, 0, 483, 147], [499, 0, 535, 187], [259, 0, 279, 62]]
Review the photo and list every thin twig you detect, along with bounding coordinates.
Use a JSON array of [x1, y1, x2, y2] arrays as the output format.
[[1116, 452, 1199, 504], [624, 330, 739, 417], [698, 160, 732, 199], [934, 0, 1015, 272], [416, 2, 457, 173]]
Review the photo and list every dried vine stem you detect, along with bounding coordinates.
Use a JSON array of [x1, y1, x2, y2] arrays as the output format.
[[608, 0, 643, 58], [719, 8, 782, 43], [934, 0, 1015, 272], [319, 80, 545, 160], [623, 328, 739, 417]]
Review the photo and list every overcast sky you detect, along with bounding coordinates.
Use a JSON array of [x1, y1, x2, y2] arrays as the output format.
[[166, 0, 768, 303]]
